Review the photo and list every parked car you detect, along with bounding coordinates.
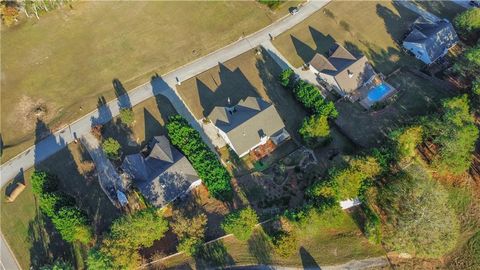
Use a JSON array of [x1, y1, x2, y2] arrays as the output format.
[[290, 7, 298, 15]]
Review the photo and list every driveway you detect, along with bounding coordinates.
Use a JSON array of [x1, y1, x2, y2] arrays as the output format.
[[0, 1, 331, 268]]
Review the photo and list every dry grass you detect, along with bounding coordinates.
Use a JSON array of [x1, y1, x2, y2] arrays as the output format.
[[272, 1, 423, 75], [0, 1, 300, 163], [0, 143, 120, 269], [334, 70, 454, 148]]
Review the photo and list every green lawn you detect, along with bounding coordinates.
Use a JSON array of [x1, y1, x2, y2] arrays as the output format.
[[160, 208, 385, 269], [0, 1, 300, 163], [0, 143, 120, 269], [334, 70, 454, 148], [272, 1, 423, 75]]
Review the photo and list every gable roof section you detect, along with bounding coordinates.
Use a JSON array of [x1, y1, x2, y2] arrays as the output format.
[[309, 44, 375, 93], [121, 135, 199, 207], [403, 17, 459, 62], [208, 97, 286, 155]]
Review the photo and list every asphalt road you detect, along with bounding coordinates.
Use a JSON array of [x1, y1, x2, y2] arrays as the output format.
[[0, 1, 330, 268]]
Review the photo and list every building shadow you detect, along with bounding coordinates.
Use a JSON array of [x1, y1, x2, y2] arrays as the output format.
[[196, 63, 261, 117], [291, 34, 316, 64], [300, 246, 321, 269], [309, 26, 336, 56], [254, 50, 307, 143]]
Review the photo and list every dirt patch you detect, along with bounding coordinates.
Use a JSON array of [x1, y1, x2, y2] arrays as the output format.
[[11, 95, 54, 133]]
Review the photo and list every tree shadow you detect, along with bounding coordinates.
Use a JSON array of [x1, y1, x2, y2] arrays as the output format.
[[113, 78, 132, 109], [196, 63, 261, 117], [247, 228, 273, 264], [194, 241, 234, 269], [300, 246, 322, 269]]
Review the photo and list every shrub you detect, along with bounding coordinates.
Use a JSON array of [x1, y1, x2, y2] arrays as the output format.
[[102, 137, 121, 160], [52, 206, 92, 244], [299, 114, 330, 144], [221, 207, 258, 241], [293, 80, 337, 118], [272, 232, 298, 258], [39, 192, 74, 218], [0, 3, 19, 27], [167, 115, 232, 200], [379, 168, 460, 258], [31, 171, 57, 195], [279, 68, 294, 88], [258, 0, 281, 9], [390, 126, 423, 162], [119, 108, 134, 125]]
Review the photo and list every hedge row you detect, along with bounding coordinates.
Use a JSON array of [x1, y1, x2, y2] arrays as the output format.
[[166, 115, 233, 200]]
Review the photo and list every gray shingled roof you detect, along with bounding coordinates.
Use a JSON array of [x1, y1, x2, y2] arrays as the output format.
[[309, 44, 376, 93], [121, 135, 199, 207], [403, 17, 459, 62], [208, 97, 286, 155]]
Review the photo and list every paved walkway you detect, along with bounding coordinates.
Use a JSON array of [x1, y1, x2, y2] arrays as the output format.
[[80, 133, 122, 205], [0, 2, 331, 268]]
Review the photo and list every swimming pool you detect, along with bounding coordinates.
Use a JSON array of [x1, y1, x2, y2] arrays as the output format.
[[367, 83, 393, 102]]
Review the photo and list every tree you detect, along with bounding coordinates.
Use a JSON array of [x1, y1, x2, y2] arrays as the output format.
[[390, 126, 423, 162], [0, 2, 19, 26], [299, 114, 330, 143], [102, 137, 121, 160], [31, 170, 57, 195], [292, 80, 338, 118], [101, 208, 168, 269], [109, 208, 169, 248], [119, 108, 134, 125], [172, 212, 207, 256], [453, 45, 480, 80], [279, 68, 294, 88], [379, 168, 460, 258], [272, 232, 298, 258], [430, 95, 478, 175], [454, 8, 480, 38], [39, 192, 74, 218], [87, 248, 113, 270], [221, 207, 258, 241], [51, 206, 92, 244], [39, 260, 74, 270], [472, 79, 480, 95]]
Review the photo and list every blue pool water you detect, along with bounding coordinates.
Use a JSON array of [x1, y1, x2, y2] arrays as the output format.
[[367, 83, 392, 102]]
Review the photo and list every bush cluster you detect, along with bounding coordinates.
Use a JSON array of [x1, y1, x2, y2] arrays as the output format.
[[166, 115, 232, 200], [221, 207, 258, 241], [278, 70, 338, 145], [31, 170, 92, 244]]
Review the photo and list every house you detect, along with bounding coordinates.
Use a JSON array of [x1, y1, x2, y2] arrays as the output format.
[[121, 135, 200, 207], [207, 97, 290, 158], [309, 43, 377, 99], [403, 17, 459, 65]]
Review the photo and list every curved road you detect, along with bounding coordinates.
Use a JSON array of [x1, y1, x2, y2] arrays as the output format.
[[0, 1, 330, 269]]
